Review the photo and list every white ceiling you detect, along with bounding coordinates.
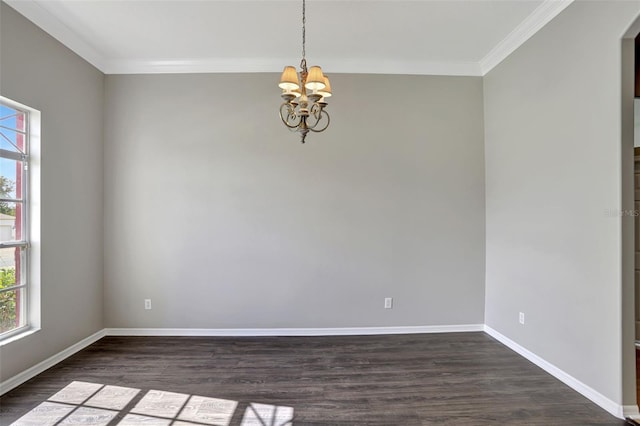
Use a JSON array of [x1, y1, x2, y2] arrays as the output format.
[[4, 0, 573, 76]]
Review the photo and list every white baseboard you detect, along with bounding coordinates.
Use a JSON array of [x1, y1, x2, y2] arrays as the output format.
[[484, 325, 626, 419], [2, 323, 634, 421], [104, 324, 484, 337], [624, 405, 640, 419], [0, 329, 106, 395], [0, 324, 482, 396]]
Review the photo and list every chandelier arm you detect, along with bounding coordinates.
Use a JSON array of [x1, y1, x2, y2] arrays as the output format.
[[306, 103, 328, 130], [279, 103, 302, 129], [305, 112, 321, 129], [308, 111, 330, 133]]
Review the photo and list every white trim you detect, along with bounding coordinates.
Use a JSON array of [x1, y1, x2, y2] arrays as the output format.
[[104, 324, 484, 337], [3, 0, 571, 76], [479, 0, 574, 75], [624, 405, 640, 419], [0, 327, 39, 347], [102, 57, 482, 76], [0, 329, 106, 395], [484, 325, 624, 419], [2, 324, 633, 421], [0, 325, 481, 395], [4, 0, 106, 72]]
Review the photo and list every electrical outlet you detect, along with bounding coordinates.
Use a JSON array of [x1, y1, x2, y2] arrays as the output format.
[[384, 297, 393, 309], [519, 312, 525, 325], [144, 299, 152, 310]]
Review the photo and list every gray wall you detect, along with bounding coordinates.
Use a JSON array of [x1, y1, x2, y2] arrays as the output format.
[[104, 73, 486, 328], [0, 3, 104, 381], [484, 0, 640, 405]]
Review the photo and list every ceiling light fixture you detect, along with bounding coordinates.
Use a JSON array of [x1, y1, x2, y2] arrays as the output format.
[[278, 0, 331, 144]]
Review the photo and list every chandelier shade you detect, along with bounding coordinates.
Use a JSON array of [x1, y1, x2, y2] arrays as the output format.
[[318, 76, 332, 98], [278, 0, 331, 143], [305, 66, 326, 91], [279, 66, 300, 91]]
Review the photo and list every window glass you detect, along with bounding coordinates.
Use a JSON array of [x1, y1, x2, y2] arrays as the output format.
[[0, 99, 30, 339]]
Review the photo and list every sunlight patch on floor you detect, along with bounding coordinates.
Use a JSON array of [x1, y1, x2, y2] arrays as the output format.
[[10, 380, 294, 426], [130, 389, 190, 418], [241, 403, 294, 426], [86, 385, 141, 411]]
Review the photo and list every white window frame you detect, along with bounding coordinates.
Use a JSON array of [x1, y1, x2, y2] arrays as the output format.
[[0, 96, 40, 344]]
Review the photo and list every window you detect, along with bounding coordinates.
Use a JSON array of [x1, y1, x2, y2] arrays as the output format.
[[0, 98, 32, 339]]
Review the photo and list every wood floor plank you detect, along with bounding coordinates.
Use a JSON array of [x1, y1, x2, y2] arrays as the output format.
[[0, 333, 630, 425]]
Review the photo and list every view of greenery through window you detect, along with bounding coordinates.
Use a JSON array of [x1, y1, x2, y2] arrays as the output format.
[[0, 176, 16, 215], [0, 100, 28, 336], [0, 173, 17, 333], [0, 267, 16, 332]]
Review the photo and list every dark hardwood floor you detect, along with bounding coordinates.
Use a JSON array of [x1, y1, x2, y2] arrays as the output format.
[[0, 332, 630, 425]]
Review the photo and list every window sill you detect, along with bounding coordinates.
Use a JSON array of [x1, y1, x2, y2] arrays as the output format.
[[0, 327, 40, 346]]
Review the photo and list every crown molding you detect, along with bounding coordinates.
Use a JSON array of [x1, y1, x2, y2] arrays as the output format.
[[479, 0, 573, 75], [102, 58, 289, 75], [4, 0, 106, 72], [5, 0, 569, 77], [0, 0, 482, 76], [103, 57, 482, 76]]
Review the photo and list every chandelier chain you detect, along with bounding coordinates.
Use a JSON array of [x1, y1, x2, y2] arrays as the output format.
[[301, 0, 306, 68]]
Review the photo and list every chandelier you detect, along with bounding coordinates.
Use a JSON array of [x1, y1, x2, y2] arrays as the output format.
[[278, 0, 331, 144]]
